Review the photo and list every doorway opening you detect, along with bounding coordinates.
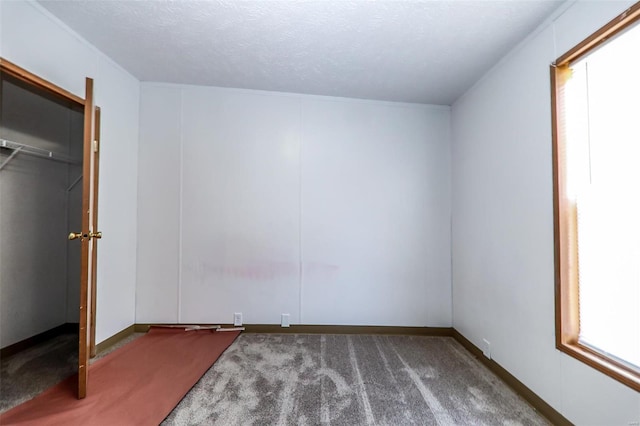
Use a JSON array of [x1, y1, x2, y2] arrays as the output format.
[[0, 59, 100, 400]]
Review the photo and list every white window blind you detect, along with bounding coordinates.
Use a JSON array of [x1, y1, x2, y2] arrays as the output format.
[[565, 23, 640, 369]]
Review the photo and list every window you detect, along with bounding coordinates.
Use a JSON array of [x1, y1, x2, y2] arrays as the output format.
[[552, 2, 640, 391]]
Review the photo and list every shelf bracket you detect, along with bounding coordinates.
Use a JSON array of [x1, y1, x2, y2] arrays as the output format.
[[0, 146, 23, 172]]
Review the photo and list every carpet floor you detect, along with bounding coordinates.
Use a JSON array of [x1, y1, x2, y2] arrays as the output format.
[[2, 333, 550, 425], [0, 332, 77, 413], [163, 334, 549, 425]]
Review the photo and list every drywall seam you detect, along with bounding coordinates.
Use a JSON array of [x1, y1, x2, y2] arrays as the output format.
[[449, 214, 454, 326], [448, 112, 454, 327], [298, 97, 304, 325], [552, 19, 558, 60], [130, 74, 141, 330], [132, 92, 142, 322], [177, 88, 184, 323]]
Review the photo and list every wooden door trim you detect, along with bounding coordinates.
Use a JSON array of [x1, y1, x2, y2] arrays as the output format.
[[0, 57, 85, 106]]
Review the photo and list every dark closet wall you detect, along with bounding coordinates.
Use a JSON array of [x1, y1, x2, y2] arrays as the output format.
[[0, 73, 83, 348]]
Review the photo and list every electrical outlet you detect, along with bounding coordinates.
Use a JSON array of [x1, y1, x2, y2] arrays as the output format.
[[233, 312, 243, 326], [482, 339, 491, 359], [281, 313, 290, 328]]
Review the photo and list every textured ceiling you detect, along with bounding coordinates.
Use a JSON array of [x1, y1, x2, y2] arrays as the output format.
[[38, 0, 563, 105]]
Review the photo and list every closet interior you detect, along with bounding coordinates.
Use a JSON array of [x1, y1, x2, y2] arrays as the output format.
[[0, 70, 84, 363]]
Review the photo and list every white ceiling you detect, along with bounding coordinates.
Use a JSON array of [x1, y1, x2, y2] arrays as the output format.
[[38, 0, 563, 105]]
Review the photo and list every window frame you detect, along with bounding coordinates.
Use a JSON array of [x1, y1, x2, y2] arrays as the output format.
[[551, 1, 640, 392]]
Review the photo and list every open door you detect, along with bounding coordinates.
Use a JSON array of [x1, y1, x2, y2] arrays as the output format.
[[69, 77, 101, 399]]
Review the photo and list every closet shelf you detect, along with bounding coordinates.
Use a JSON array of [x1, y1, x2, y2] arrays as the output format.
[[0, 138, 82, 171]]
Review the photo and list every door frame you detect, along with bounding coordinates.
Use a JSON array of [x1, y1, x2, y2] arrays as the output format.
[[0, 57, 101, 370]]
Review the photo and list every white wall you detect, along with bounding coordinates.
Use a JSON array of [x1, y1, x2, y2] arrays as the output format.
[[300, 98, 451, 325], [0, 0, 140, 344], [451, 1, 640, 424], [137, 84, 451, 327]]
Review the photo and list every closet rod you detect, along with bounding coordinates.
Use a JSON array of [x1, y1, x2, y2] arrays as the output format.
[[0, 138, 82, 171]]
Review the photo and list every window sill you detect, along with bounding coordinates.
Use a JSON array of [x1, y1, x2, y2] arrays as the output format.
[[557, 342, 640, 392]]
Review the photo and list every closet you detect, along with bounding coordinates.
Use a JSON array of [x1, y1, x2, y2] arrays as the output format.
[[0, 69, 83, 352], [0, 60, 99, 399]]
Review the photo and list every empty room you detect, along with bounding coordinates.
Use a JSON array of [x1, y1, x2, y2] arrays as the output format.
[[0, 0, 639, 425]]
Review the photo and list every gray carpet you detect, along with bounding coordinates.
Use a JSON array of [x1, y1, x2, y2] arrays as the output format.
[[0, 332, 77, 412], [2, 332, 549, 425], [163, 334, 549, 426]]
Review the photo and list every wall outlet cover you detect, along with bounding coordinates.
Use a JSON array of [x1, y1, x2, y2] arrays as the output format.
[[234, 312, 243, 326], [482, 338, 491, 359], [281, 313, 290, 328]]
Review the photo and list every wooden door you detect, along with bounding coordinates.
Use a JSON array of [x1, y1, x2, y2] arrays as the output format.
[[78, 77, 99, 399], [65, 78, 100, 399]]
